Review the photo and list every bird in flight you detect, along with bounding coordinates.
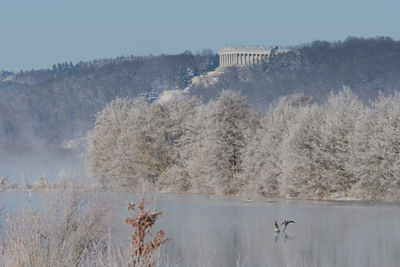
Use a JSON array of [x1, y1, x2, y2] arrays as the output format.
[[281, 219, 295, 231]]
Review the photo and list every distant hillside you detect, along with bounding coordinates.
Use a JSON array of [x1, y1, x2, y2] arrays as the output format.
[[2, 37, 400, 153], [0, 56, 143, 92], [190, 37, 400, 110], [0, 52, 218, 151]]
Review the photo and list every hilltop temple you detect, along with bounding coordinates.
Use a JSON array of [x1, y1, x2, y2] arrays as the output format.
[[192, 45, 291, 86], [218, 45, 288, 67]]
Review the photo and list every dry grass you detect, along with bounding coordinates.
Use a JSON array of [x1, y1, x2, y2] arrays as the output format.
[[0, 179, 174, 267], [0, 183, 115, 267]]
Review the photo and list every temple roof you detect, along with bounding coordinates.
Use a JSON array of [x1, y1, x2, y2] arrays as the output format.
[[220, 45, 273, 51], [218, 45, 284, 54]]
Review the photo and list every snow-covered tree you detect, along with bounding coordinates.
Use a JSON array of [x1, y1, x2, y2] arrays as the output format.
[[351, 92, 400, 201], [280, 104, 324, 199], [319, 87, 364, 198], [87, 97, 138, 187], [189, 90, 260, 195], [88, 93, 203, 190], [240, 94, 312, 197], [156, 93, 202, 191]]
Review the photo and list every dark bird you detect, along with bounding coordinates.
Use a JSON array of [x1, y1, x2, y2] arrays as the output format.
[[274, 221, 280, 233], [281, 219, 295, 231]]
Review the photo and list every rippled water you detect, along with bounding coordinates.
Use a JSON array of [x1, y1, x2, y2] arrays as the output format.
[[1, 192, 399, 266]]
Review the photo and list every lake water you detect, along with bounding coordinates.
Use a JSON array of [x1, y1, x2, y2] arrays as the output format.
[[1, 192, 399, 266]]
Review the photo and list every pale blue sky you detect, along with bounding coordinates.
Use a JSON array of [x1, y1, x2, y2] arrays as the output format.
[[1, 0, 399, 71]]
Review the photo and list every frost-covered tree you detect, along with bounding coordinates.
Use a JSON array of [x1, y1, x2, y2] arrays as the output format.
[[240, 94, 312, 197], [113, 99, 167, 188], [190, 90, 259, 195], [87, 97, 138, 187], [87, 93, 202, 190], [351, 93, 400, 201], [280, 104, 325, 199], [166, 103, 214, 193], [319, 87, 364, 198], [155, 93, 202, 191]]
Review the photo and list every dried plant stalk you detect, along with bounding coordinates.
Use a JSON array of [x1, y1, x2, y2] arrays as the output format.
[[125, 198, 171, 267]]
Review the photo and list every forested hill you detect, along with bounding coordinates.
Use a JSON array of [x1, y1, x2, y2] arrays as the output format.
[[0, 56, 145, 92], [191, 37, 400, 110], [2, 37, 400, 152], [0, 52, 218, 151]]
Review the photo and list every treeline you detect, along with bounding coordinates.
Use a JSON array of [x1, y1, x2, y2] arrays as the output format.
[[0, 56, 139, 92], [88, 88, 400, 201], [0, 52, 218, 150], [191, 36, 400, 110], [0, 50, 217, 91]]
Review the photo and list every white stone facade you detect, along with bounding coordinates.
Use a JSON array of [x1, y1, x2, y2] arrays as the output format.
[[218, 45, 288, 67]]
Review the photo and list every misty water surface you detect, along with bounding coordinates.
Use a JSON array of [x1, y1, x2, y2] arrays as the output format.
[[0, 152, 82, 183], [1, 193, 399, 266]]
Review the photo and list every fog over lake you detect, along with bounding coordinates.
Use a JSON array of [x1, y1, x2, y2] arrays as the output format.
[[0, 151, 82, 184], [1, 192, 399, 266]]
